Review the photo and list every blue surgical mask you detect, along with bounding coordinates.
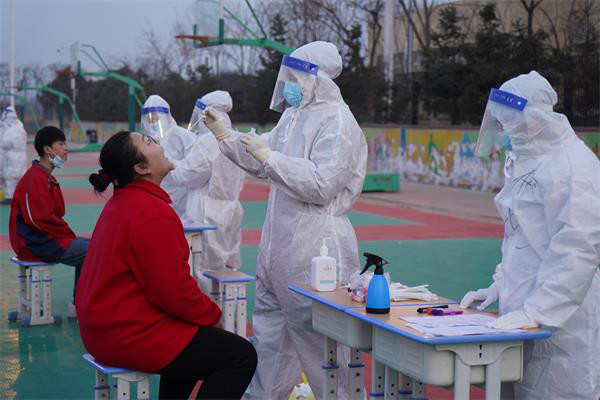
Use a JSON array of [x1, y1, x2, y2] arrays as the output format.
[[50, 154, 65, 169], [149, 122, 162, 137], [498, 132, 512, 152], [283, 82, 303, 108]]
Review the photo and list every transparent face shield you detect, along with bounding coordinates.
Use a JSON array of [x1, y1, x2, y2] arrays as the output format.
[[141, 106, 171, 140], [187, 99, 207, 135], [269, 55, 319, 113], [475, 88, 527, 157]]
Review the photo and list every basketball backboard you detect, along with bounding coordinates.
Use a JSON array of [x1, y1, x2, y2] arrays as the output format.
[[194, 0, 224, 43]]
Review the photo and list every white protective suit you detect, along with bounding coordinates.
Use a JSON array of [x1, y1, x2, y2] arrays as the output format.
[[182, 91, 245, 277], [470, 71, 600, 399], [0, 108, 28, 199], [217, 41, 368, 399], [0, 119, 6, 195], [140, 95, 195, 216]]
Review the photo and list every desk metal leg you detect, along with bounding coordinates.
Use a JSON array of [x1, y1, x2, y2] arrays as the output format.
[[409, 378, 426, 400], [322, 336, 339, 399], [348, 347, 364, 400], [384, 367, 398, 399], [371, 359, 385, 397], [398, 374, 412, 399], [453, 355, 470, 400], [223, 285, 236, 333], [42, 267, 53, 320], [209, 280, 222, 306], [116, 378, 130, 400], [485, 358, 501, 400], [137, 377, 150, 400], [17, 265, 27, 317], [94, 370, 110, 400], [236, 285, 247, 338], [30, 268, 42, 324]]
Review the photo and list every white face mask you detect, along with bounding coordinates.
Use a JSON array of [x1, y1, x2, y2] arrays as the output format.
[[50, 153, 65, 169]]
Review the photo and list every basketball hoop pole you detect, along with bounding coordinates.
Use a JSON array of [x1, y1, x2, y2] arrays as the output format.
[[20, 67, 82, 137], [73, 43, 147, 132]]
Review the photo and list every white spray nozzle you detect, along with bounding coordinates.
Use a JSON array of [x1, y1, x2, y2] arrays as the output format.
[[320, 237, 331, 256]]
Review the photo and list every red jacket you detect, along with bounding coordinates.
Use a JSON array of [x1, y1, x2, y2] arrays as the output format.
[[76, 180, 221, 372], [9, 161, 76, 262]]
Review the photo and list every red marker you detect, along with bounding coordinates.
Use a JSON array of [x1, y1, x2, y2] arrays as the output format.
[[432, 309, 463, 316]]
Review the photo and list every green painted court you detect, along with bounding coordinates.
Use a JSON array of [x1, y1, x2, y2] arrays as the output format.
[[0, 151, 503, 399]]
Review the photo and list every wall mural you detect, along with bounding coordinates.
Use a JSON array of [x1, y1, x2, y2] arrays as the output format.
[[365, 126, 600, 193]]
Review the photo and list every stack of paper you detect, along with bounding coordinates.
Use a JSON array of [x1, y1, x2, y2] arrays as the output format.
[[401, 314, 525, 337]]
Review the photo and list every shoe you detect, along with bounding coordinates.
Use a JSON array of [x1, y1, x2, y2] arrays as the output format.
[[66, 302, 77, 319]]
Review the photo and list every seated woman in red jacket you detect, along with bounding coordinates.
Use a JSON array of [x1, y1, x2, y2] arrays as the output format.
[[76, 131, 256, 400]]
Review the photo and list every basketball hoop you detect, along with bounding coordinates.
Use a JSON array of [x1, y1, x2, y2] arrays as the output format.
[[175, 35, 209, 45]]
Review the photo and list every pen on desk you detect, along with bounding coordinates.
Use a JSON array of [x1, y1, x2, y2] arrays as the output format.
[[432, 309, 463, 316], [417, 305, 449, 314]]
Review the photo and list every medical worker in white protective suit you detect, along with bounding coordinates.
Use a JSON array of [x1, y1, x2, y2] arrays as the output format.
[[140, 95, 195, 216], [184, 91, 245, 285], [461, 71, 600, 399], [203, 41, 368, 399], [0, 117, 7, 198], [0, 107, 28, 204]]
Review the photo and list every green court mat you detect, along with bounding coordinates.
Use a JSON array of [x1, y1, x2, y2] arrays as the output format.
[[0, 236, 501, 399], [53, 167, 99, 176], [55, 177, 95, 189], [1, 204, 102, 236]]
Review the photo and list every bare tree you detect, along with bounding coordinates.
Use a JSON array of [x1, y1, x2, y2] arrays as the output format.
[[219, 0, 263, 76], [352, 0, 385, 67], [519, 0, 544, 38], [396, 0, 444, 53], [538, 0, 599, 53]]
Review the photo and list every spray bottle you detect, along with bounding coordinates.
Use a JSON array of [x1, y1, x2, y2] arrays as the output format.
[[360, 252, 390, 314]]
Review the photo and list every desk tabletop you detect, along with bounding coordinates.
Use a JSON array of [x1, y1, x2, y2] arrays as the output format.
[[184, 225, 218, 233], [288, 284, 457, 312], [203, 270, 256, 283], [345, 306, 552, 345]]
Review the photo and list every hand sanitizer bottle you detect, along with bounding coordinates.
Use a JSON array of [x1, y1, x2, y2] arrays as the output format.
[[310, 238, 337, 292]]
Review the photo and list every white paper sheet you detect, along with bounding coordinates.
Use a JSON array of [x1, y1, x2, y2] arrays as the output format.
[[401, 314, 527, 337]]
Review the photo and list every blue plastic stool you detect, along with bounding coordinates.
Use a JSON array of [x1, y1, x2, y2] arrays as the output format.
[[7, 258, 61, 327], [82, 354, 152, 400]]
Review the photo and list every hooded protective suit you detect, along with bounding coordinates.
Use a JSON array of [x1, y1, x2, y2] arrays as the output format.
[[464, 71, 600, 399], [0, 119, 6, 195], [140, 95, 195, 216], [183, 91, 245, 277], [215, 41, 368, 399], [0, 108, 28, 199]]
